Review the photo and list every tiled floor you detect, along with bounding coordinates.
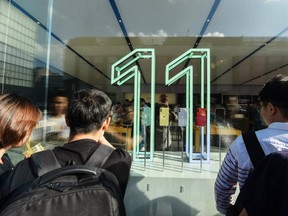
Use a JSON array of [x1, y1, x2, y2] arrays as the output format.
[[124, 149, 226, 216]]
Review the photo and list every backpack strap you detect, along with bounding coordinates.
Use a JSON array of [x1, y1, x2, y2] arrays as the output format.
[[85, 144, 114, 167], [31, 144, 114, 177], [242, 131, 265, 168], [227, 132, 266, 215], [31, 150, 61, 176]]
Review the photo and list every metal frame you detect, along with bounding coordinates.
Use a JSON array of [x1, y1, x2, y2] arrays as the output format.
[[165, 48, 211, 163], [111, 49, 156, 162]]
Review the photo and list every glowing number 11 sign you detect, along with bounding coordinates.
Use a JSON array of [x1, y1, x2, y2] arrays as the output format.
[[165, 48, 211, 163], [111, 49, 156, 161]]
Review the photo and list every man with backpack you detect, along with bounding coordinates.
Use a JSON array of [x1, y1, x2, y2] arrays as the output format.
[[0, 89, 132, 215], [214, 74, 288, 215]]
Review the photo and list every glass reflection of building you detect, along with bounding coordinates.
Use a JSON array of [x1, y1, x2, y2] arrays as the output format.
[[0, 1, 36, 90], [1, 0, 287, 215]]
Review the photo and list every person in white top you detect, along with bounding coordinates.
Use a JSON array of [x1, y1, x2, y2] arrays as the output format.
[[45, 90, 70, 143], [214, 74, 288, 215]]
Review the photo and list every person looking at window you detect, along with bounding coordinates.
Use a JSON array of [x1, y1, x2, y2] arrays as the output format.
[[215, 74, 288, 215], [0, 93, 42, 174]]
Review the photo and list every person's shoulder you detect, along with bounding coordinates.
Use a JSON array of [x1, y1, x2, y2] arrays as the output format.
[[109, 148, 132, 166], [12, 156, 30, 169], [111, 148, 131, 159], [268, 122, 288, 131], [102, 148, 132, 173], [230, 134, 245, 150], [254, 125, 287, 141], [225, 134, 248, 162], [0, 157, 33, 195]]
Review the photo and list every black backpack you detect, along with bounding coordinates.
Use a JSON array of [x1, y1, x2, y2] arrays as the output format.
[[226, 131, 265, 216], [0, 144, 126, 216]]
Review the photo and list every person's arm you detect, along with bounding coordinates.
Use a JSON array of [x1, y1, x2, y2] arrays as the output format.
[[214, 147, 239, 214]]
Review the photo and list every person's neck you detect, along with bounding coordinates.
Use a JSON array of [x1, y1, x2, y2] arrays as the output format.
[[53, 113, 65, 118], [269, 114, 288, 124], [68, 131, 102, 143]]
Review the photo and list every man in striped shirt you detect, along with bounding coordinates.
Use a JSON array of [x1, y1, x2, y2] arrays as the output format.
[[214, 74, 288, 215]]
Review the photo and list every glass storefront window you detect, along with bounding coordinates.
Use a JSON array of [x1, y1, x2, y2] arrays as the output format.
[[1, 0, 288, 215]]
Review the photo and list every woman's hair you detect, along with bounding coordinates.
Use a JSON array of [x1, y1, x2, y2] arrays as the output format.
[[0, 93, 42, 148]]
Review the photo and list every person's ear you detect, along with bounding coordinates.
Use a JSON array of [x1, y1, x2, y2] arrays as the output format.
[[102, 117, 111, 130], [267, 102, 277, 115]]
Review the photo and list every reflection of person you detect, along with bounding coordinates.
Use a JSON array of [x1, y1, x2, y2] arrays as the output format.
[[155, 102, 177, 150], [45, 90, 69, 143], [111, 102, 122, 124], [121, 103, 134, 126], [139, 98, 150, 151], [226, 96, 243, 119], [111, 99, 134, 126], [0, 89, 131, 200], [0, 93, 42, 174], [214, 74, 288, 215]]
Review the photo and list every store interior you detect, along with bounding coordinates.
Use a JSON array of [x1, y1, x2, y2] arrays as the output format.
[[1, 0, 288, 215]]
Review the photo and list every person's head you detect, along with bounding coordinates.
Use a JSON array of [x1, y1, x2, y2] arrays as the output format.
[[140, 98, 146, 107], [0, 93, 42, 149], [66, 89, 112, 135], [124, 99, 130, 106], [50, 90, 69, 117], [258, 74, 288, 125]]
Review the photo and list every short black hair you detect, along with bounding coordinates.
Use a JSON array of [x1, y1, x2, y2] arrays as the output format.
[[52, 89, 68, 98], [259, 74, 288, 117], [66, 89, 112, 135]]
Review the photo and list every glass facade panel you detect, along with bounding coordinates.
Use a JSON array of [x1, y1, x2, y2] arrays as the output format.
[[1, 0, 288, 215]]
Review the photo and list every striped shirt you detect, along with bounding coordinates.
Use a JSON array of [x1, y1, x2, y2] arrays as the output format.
[[214, 122, 288, 214]]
